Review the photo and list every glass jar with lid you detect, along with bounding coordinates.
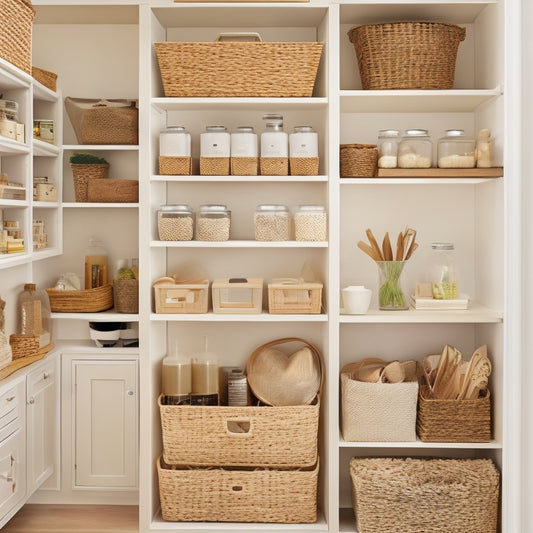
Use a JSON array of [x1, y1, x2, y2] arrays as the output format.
[[196, 204, 231, 241], [157, 204, 194, 241], [427, 242, 459, 299], [18, 283, 51, 347], [294, 205, 327, 241], [289, 126, 319, 158], [398, 129, 432, 168], [254, 204, 291, 241], [377, 129, 400, 168], [231, 127, 257, 158], [437, 130, 475, 168], [260, 115, 289, 176], [200, 126, 230, 158], [159, 126, 191, 157]]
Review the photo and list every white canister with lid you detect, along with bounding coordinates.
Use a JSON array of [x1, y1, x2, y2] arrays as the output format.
[[159, 126, 191, 157], [289, 126, 318, 158], [200, 126, 231, 158], [231, 126, 258, 157], [261, 123, 288, 158]]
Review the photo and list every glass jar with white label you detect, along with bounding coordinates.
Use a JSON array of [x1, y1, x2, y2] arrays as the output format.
[[159, 126, 191, 157], [201, 126, 230, 158]]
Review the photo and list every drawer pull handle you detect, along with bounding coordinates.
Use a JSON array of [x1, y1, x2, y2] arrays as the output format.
[[5, 397, 14, 402], [43, 372, 50, 380]]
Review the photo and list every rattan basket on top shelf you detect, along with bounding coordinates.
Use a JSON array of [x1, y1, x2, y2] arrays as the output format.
[[0, 0, 35, 74], [31, 66, 57, 92]]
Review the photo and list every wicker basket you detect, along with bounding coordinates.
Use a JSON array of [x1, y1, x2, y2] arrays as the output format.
[[348, 21, 466, 90], [155, 41, 323, 98], [157, 457, 318, 523], [9, 334, 38, 359], [260, 157, 289, 176], [230, 157, 258, 176], [87, 179, 139, 203], [350, 457, 499, 533], [113, 279, 138, 314], [340, 144, 378, 177], [200, 157, 230, 176], [31, 66, 57, 92], [0, 0, 35, 74], [417, 385, 491, 442], [46, 284, 113, 313], [71, 163, 109, 202], [159, 394, 319, 467], [158, 156, 192, 176], [290, 157, 319, 176]]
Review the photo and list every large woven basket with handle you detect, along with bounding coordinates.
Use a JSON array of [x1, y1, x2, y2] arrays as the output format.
[[0, 0, 35, 74]]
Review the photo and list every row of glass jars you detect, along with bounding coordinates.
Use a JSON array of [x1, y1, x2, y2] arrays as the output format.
[[377, 129, 493, 169], [157, 204, 327, 242]]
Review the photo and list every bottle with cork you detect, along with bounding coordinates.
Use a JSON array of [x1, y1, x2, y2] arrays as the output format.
[[84, 237, 108, 289]]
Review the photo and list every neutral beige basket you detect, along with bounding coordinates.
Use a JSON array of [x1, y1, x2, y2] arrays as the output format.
[[155, 40, 323, 97], [71, 163, 109, 202], [157, 457, 319, 523], [348, 21, 466, 90], [290, 157, 319, 176], [0, 0, 35, 74], [260, 157, 289, 176], [46, 284, 113, 313], [158, 156, 192, 176], [87, 179, 139, 203], [113, 279, 139, 314], [417, 385, 491, 442], [340, 144, 378, 177], [200, 157, 230, 176], [231, 157, 258, 176], [9, 334, 39, 359], [31, 66, 57, 92], [350, 457, 499, 533]]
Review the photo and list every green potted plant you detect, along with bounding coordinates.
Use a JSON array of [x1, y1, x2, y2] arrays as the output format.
[[69, 153, 109, 202]]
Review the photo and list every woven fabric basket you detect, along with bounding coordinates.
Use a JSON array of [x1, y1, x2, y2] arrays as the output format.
[[350, 457, 499, 533], [340, 144, 378, 177], [46, 284, 113, 313], [87, 179, 139, 203], [417, 385, 491, 442], [290, 157, 319, 176], [260, 157, 289, 176], [113, 279, 138, 314], [157, 457, 318, 523], [31, 66, 57, 92], [159, 394, 319, 467], [200, 157, 230, 176], [71, 164, 109, 202], [9, 334, 38, 359], [158, 156, 192, 176], [230, 157, 258, 176], [0, 0, 35, 74], [348, 21, 466, 90], [155, 41, 323, 98]]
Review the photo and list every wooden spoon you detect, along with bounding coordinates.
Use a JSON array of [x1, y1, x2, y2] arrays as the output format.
[[382, 232, 393, 261], [395, 232, 404, 261], [366, 229, 384, 261], [357, 241, 382, 262]]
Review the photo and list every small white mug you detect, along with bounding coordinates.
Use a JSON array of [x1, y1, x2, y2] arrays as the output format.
[[342, 285, 372, 314]]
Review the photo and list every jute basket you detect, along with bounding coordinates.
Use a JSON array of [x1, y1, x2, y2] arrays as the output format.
[[46, 284, 113, 313], [113, 279, 138, 314], [350, 457, 499, 533], [340, 144, 378, 177], [260, 157, 289, 176], [71, 164, 109, 202], [200, 157, 230, 176], [9, 334, 39, 359], [158, 156, 191, 176], [417, 385, 491, 442], [348, 22, 466, 90], [31, 66, 57, 92], [0, 0, 35, 74], [87, 179, 139, 203], [155, 41, 323, 97], [290, 157, 319, 176], [230, 157, 258, 176], [159, 394, 319, 467], [157, 457, 319, 523]]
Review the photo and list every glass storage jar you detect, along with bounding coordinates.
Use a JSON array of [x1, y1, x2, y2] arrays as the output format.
[[427, 242, 459, 299], [157, 204, 194, 241], [200, 126, 230, 157], [254, 204, 291, 241], [18, 283, 50, 347], [159, 126, 191, 157], [377, 129, 400, 168], [261, 122, 288, 158], [231, 126, 257, 157], [294, 205, 327, 241], [196, 204, 231, 241], [289, 126, 318, 158], [437, 130, 475, 168], [398, 129, 432, 168], [84, 237, 108, 289]]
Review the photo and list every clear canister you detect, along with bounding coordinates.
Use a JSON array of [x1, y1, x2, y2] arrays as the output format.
[[377, 129, 400, 168], [289, 126, 319, 158], [200, 126, 231, 158], [157, 204, 194, 241], [159, 126, 191, 157], [294, 205, 327, 241], [261, 123, 288, 158], [231, 126, 258, 157], [437, 130, 475, 168], [427, 242, 459, 299], [254, 204, 290, 241], [398, 129, 432, 168], [196, 204, 231, 241]]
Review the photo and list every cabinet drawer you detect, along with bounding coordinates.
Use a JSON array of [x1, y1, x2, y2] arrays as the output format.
[[0, 427, 25, 519], [27, 359, 56, 398], [0, 381, 24, 440]]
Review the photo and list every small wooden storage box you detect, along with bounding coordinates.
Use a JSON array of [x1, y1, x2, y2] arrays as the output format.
[[33, 183, 57, 202], [268, 279, 322, 314], [157, 457, 318, 523], [212, 278, 263, 314], [153, 277, 209, 314], [158, 394, 319, 467]]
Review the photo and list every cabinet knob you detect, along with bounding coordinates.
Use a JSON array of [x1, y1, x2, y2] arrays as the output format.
[[43, 372, 50, 380], [126, 390, 134, 396], [28, 397, 35, 405]]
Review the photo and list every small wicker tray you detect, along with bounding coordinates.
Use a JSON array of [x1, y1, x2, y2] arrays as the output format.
[[31, 66, 57, 92], [340, 144, 378, 177], [46, 284, 113, 313], [9, 334, 39, 359]]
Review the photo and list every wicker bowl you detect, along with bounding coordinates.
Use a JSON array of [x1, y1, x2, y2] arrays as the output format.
[[340, 144, 378, 177], [46, 284, 113, 313]]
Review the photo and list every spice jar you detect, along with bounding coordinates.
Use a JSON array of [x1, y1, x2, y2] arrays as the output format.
[[294, 205, 327, 241], [196, 204, 231, 241], [159, 126, 191, 157], [398, 129, 432, 168], [476, 129, 493, 168], [427, 242, 459, 299], [437, 130, 475, 168], [254, 204, 291, 241], [377, 129, 400, 168], [157, 204, 194, 241]]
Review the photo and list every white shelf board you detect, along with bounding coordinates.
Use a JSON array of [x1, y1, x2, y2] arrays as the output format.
[[31, 247, 62, 261], [151, 240, 328, 248], [339, 437, 502, 449], [33, 201, 60, 209], [0, 252, 31, 269], [0, 199, 28, 208], [33, 138, 60, 157], [340, 88, 501, 113], [339, 507, 356, 533], [62, 202, 138, 209], [339, 177, 499, 185], [152, 97, 328, 112], [0, 138, 30, 155], [50, 310, 139, 322], [151, 311, 328, 322], [32, 82, 59, 103], [62, 144, 139, 151], [53, 339, 139, 356], [0, 57, 31, 88], [339, 303, 502, 323], [151, 174, 328, 183]]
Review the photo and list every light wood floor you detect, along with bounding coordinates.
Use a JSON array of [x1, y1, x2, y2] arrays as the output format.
[[2, 505, 139, 533]]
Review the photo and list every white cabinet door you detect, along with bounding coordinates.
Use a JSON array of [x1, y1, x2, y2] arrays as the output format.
[[74, 360, 138, 489], [26, 355, 59, 495], [0, 427, 25, 522]]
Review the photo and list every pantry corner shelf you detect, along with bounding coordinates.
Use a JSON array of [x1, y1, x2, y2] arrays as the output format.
[[339, 436, 502, 450], [50, 310, 139, 322], [151, 174, 329, 183], [31, 247, 62, 261], [150, 311, 328, 322], [33, 201, 60, 209], [62, 202, 138, 209], [62, 144, 139, 151], [150, 240, 328, 248], [0, 138, 30, 155], [0, 252, 31, 270], [32, 80, 59, 102], [33, 138, 60, 157], [375, 167, 503, 179]]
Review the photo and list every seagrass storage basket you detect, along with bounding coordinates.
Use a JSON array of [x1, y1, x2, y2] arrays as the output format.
[[71, 163, 109, 202], [9, 334, 38, 359], [340, 144, 378, 177], [0, 0, 35, 74], [158, 394, 319, 467], [87, 179, 139, 203], [348, 21, 466, 90], [113, 279, 139, 314], [31, 66, 57, 92], [158, 156, 192, 176], [260, 157, 289, 176], [350, 457, 499, 533], [155, 40, 323, 97], [417, 385, 491, 442], [46, 284, 113, 313], [231, 157, 258, 176], [157, 457, 319, 523], [290, 157, 319, 176]]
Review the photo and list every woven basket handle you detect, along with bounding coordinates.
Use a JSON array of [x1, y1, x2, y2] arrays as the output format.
[[215, 32, 262, 43]]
